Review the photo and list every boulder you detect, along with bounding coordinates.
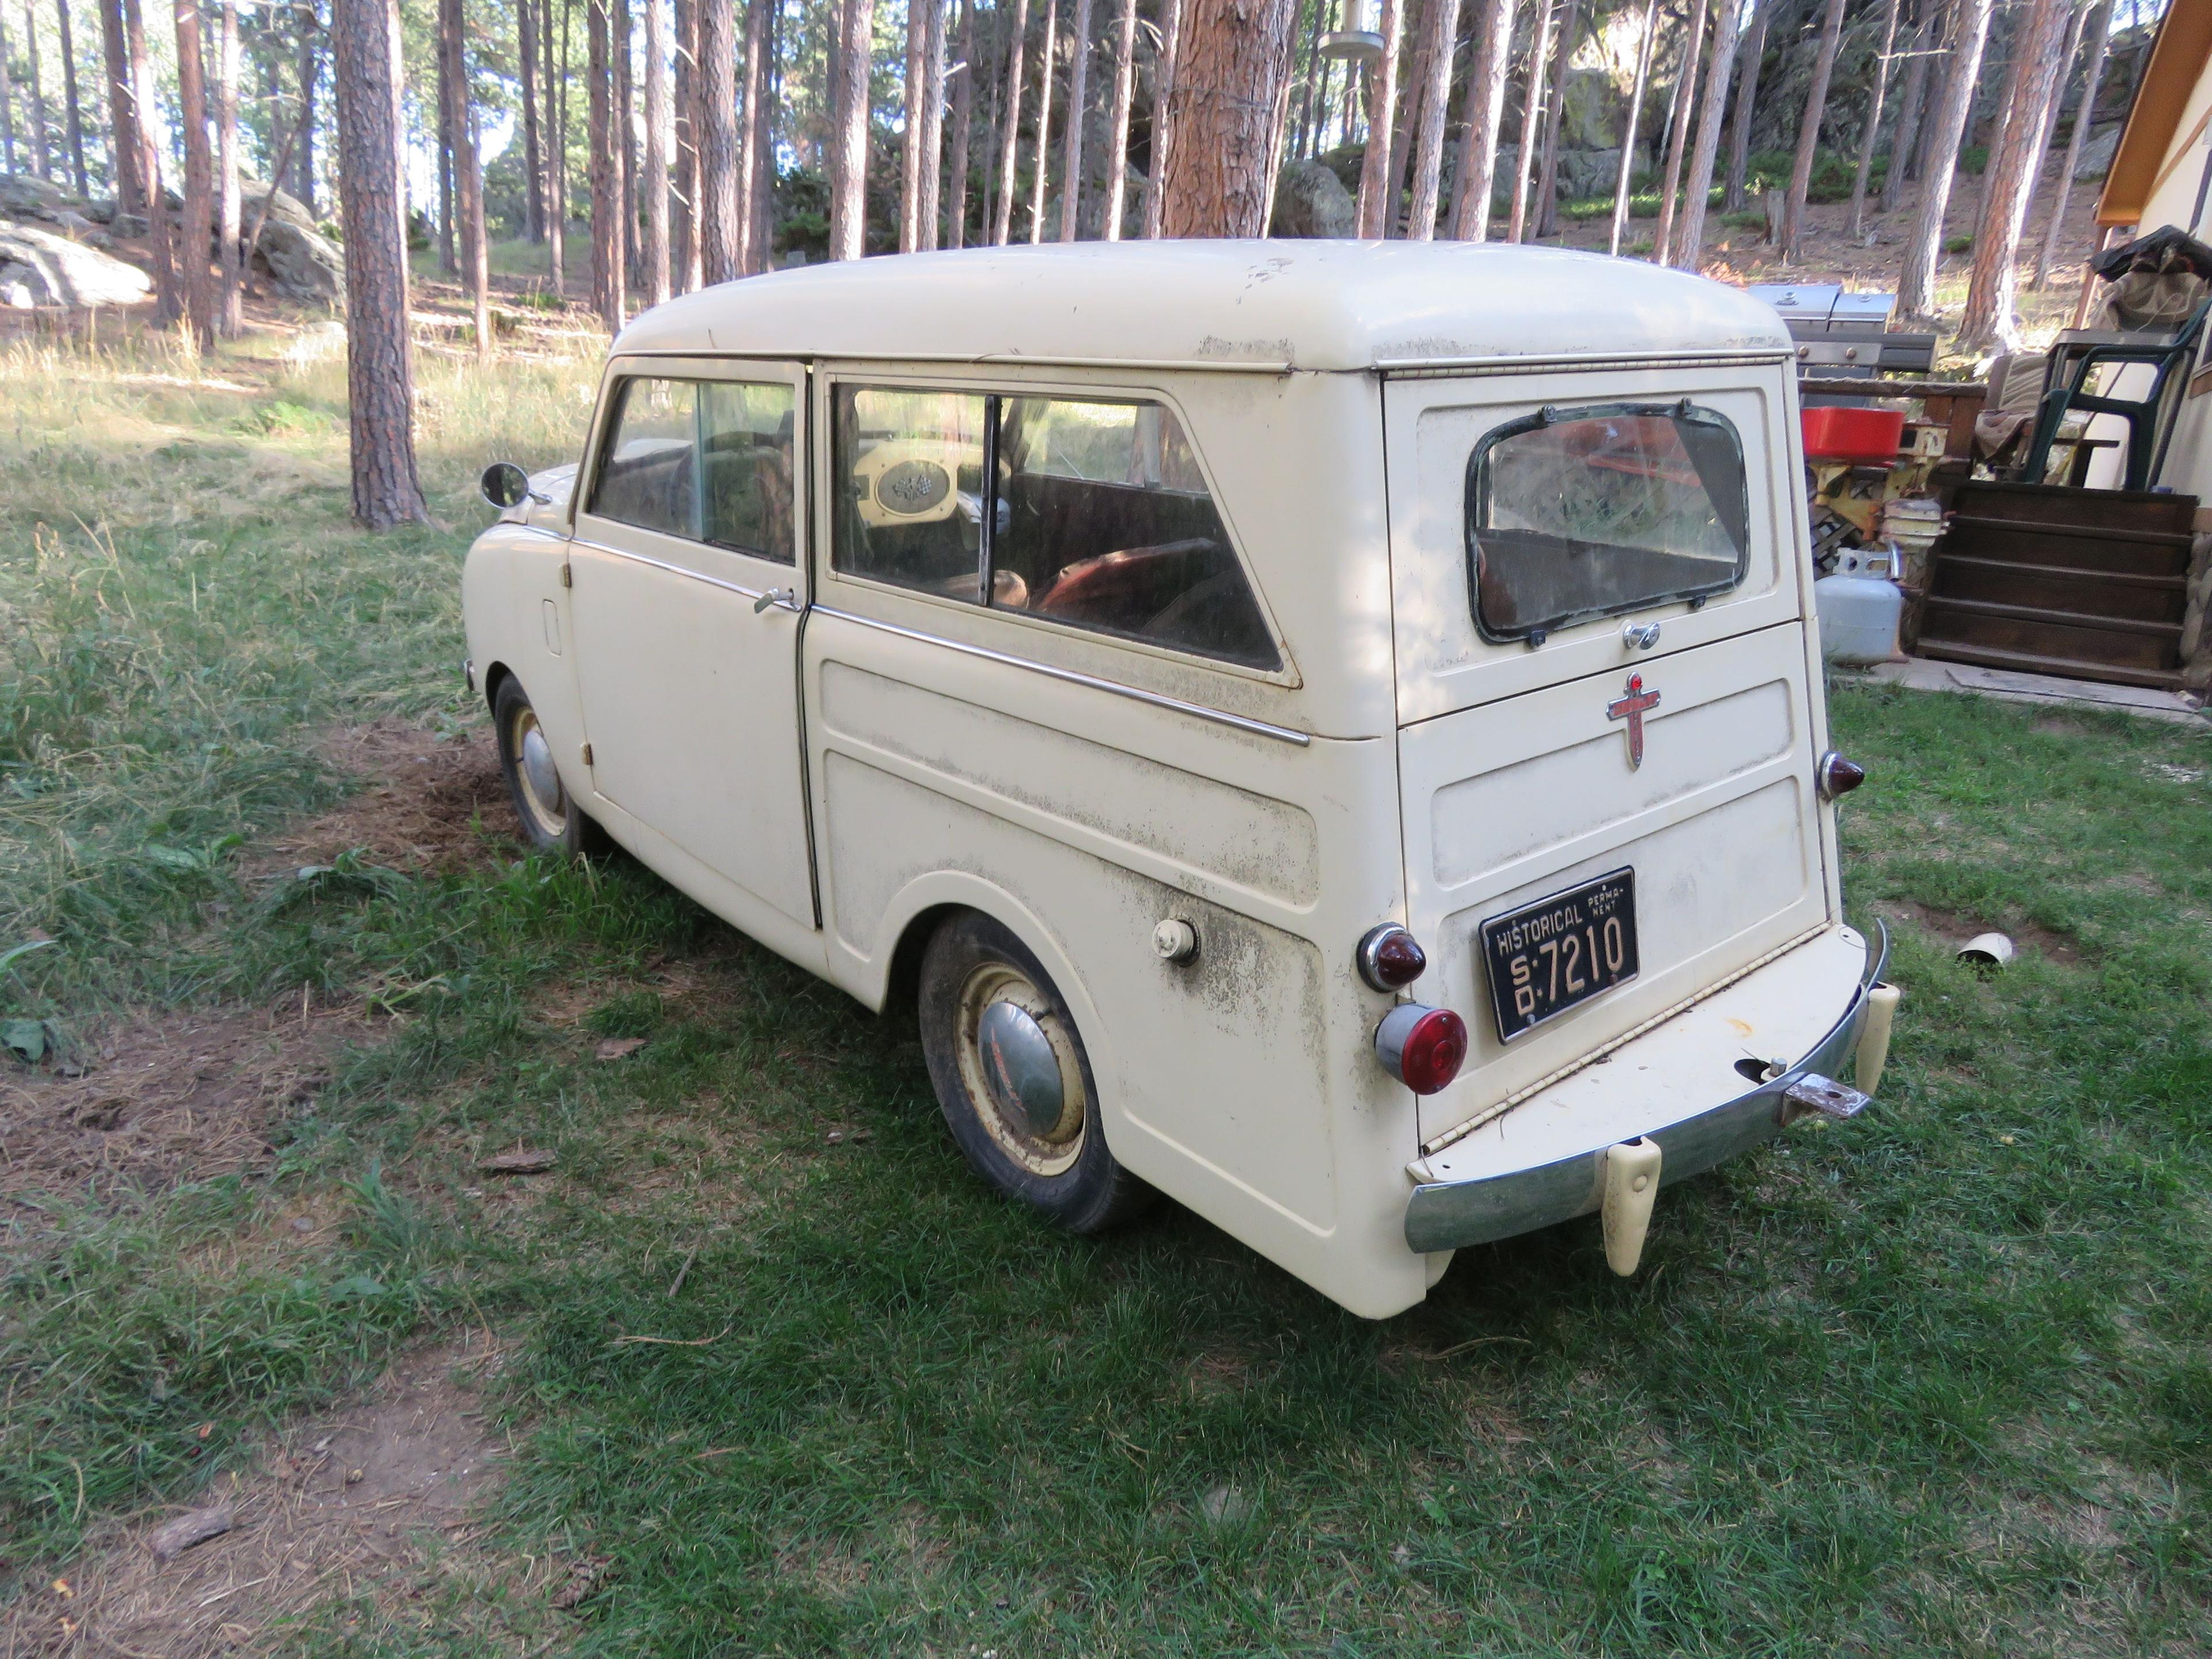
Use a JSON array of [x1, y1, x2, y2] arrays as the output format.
[[1554, 147, 1627, 202], [2074, 126, 2120, 183], [0, 172, 78, 220], [1271, 159, 1357, 238], [111, 211, 149, 240], [0, 222, 153, 306], [233, 177, 345, 304]]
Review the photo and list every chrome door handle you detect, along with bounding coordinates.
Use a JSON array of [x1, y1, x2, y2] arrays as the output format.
[[1622, 620, 1662, 650], [753, 586, 798, 614]]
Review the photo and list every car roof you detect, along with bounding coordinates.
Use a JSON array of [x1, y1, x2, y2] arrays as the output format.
[[610, 240, 1792, 374]]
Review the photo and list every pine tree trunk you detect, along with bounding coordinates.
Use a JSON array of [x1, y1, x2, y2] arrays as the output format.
[[751, 0, 775, 259], [1355, 0, 1404, 238], [1534, 0, 1580, 237], [1778, 0, 1847, 260], [1673, 0, 1741, 270], [1446, 0, 1516, 240], [1878, 1, 1928, 214], [123, 0, 178, 315], [1507, 0, 1558, 243], [1403, 0, 1459, 237], [639, 0, 670, 301], [1722, 0, 1762, 211], [296, 1, 317, 213], [945, 0, 978, 243], [437, 0, 490, 356], [1847, 0, 1902, 234], [992, 0, 1029, 243], [1384, 0, 1429, 228], [1291, 0, 1323, 158], [330, 0, 428, 526], [615, 0, 638, 287], [829, 0, 876, 258], [1897, 0, 1991, 316], [2032, 0, 2108, 289], [1953, 0, 2069, 350], [98, 0, 145, 212], [1058, 0, 1091, 238], [1138, 0, 1180, 236], [435, 31, 457, 272], [521, 0, 546, 240], [0, 13, 16, 173], [215, 0, 243, 334], [901, 0, 927, 247], [1650, 0, 1706, 263], [1910, 0, 1953, 184], [1026, 0, 1055, 243], [589, 0, 627, 321], [693, 0, 734, 278], [24, 0, 51, 177], [57, 0, 88, 195], [1158, 0, 1294, 237], [733, 0, 767, 272], [550, 0, 568, 291], [174, 0, 215, 345], [919, 0, 945, 245], [1608, 0, 1656, 253]]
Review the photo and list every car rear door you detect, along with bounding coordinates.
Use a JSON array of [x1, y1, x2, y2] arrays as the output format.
[[1382, 356, 1839, 1149]]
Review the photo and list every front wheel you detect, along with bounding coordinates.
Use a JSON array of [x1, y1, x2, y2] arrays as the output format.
[[917, 912, 1151, 1232], [492, 676, 604, 856]]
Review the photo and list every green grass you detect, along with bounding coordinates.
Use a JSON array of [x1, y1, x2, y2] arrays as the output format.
[[5, 324, 2212, 1653]]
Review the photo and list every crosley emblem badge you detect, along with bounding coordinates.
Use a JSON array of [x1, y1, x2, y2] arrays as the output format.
[[1606, 672, 1661, 770]]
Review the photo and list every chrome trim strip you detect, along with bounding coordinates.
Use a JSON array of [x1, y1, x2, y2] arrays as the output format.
[[810, 604, 1315, 746], [567, 534, 771, 603], [619, 346, 1301, 374], [1403, 922, 1891, 1255], [1378, 349, 1797, 376]]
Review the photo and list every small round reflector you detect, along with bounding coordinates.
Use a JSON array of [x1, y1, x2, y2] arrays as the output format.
[[1356, 923, 1429, 991], [1374, 1004, 1469, 1095], [1816, 750, 1866, 801]]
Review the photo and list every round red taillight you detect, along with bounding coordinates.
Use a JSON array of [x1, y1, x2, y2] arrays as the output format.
[[1374, 1004, 1469, 1095], [1357, 923, 1428, 991], [1817, 749, 1866, 801]]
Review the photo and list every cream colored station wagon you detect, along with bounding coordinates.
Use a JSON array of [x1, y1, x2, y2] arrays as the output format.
[[463, 240, 1903, 1319]]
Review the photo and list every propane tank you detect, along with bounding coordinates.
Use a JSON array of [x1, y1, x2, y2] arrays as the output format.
[[1815, 543, 1905, 666]]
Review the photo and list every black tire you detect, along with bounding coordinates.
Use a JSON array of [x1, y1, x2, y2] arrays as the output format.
[[917, 911, 1152, 1232], [491, 676, 605, 857]]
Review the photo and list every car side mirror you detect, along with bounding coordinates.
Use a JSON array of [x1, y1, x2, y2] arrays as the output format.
[[480, 461, 534, 510]]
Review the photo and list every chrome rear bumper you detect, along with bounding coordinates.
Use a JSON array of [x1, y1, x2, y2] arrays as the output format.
[[1404, 922, 1891, 1255]]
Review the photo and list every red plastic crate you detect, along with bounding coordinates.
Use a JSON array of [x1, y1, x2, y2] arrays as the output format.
[[1801, 406, 1906, 464]]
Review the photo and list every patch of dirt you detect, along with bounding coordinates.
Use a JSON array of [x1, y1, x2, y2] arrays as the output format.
[[1869, 897, 2085, 965], [260, 719, 517, 878], [3, 1335, 544, 1659], [0, 1003, 376, 1231]]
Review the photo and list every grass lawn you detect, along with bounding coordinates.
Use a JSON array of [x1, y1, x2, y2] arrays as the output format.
[[2, 319, 2210, 1657]]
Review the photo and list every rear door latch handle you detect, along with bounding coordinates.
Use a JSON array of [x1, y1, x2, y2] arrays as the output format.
[[753, 587, 798, 614], [1623, 620, 1662, 650]]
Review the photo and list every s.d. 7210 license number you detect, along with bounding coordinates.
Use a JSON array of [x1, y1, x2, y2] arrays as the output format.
[[1478, 869, 1639, 1043]]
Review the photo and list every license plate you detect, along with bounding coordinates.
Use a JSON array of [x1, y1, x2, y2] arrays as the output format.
[[1479, 869, 1639, 1043]]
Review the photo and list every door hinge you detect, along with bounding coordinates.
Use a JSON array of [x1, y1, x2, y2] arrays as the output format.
[[580, 741, 594, 767], [559, 562, 573, 588]]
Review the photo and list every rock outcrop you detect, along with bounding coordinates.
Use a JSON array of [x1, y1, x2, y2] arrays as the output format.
[[1271, 160, 1358, 239], [0, 221, 153, 306]]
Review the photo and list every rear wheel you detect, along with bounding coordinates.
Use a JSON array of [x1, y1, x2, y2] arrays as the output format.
[[917, 912, 1151, 1232], [492, 676, 603, 855]]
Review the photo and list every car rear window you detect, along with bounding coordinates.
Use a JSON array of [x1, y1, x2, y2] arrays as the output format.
[[1466, 402, 1750, 643]]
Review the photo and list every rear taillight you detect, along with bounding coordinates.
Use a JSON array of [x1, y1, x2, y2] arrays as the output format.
[[1817, 749, 1866, 801], [1356, 923, 1428, 991], [1374, 1004, 1468, 1095]]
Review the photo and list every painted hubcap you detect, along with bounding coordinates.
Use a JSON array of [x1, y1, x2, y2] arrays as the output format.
[[955, 963, 1086, 1176], [510, 706, 568, 838]]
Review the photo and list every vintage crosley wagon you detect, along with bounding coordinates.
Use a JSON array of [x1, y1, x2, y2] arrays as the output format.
[[464, 240, 1903, 1319]]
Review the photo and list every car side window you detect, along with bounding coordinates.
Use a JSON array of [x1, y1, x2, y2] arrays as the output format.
[[589, 377, 697, 537], [701, 381, 797, 563], [831, 383, 1279, 671], [993, 396, 1278, 669], [831, 386, 990, 599]]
